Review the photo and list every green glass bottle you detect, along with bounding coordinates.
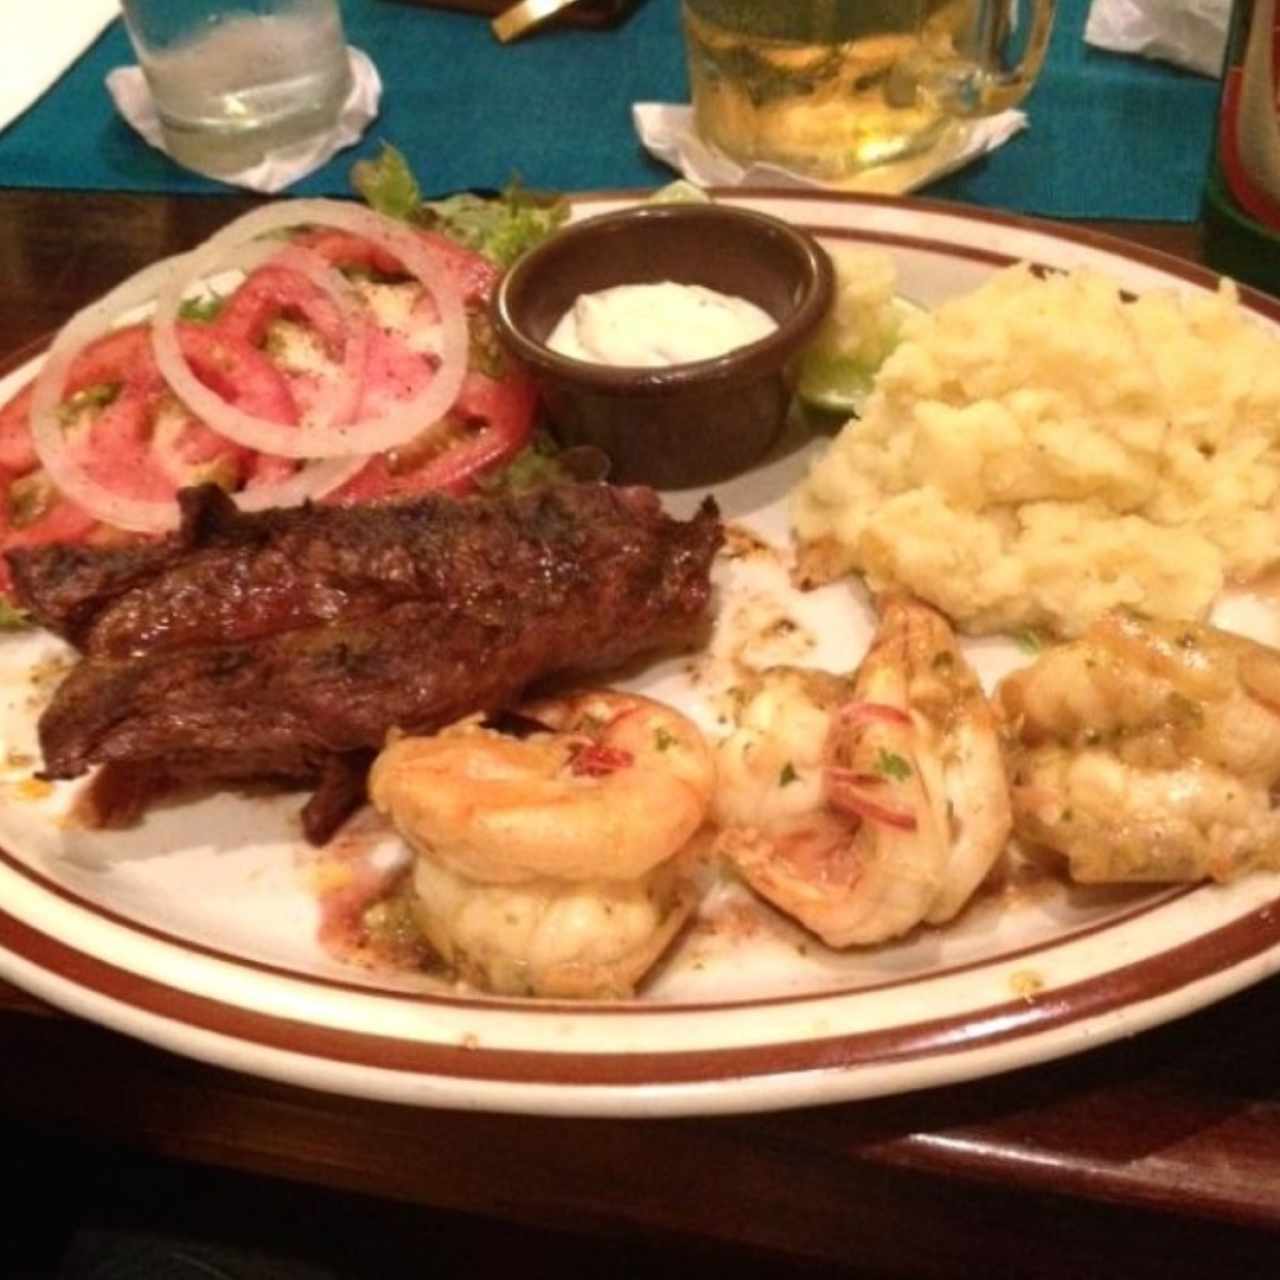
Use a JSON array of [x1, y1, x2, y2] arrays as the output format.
[[1202, 0, 1280, 295]]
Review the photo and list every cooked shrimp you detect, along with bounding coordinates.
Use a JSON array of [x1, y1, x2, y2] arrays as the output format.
[[369, 690, 715, 998], [892, 598, 1013, 924], [715, 596, 1011, 946], [998, 610, 1280, 883], [713, 666, 852, 833], [406, 854, 695, 1000], [714, 667, 879, 946]]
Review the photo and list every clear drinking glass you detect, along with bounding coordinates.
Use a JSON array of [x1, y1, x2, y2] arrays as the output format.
[[119, 0, 353, 175], [681, 0, 1057, 182]]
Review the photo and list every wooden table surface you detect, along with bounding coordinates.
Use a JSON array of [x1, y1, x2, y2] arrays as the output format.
[[4, 189, 1280, 1278]]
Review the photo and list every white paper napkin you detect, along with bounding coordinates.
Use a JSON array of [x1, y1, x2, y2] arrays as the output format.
[[1084, 0, 1231, 78], [633, 102, 1027, 196], [105, 47, 382, 193], [0, 0, 118, 135]]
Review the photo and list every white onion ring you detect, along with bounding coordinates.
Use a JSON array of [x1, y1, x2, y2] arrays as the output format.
[[233, 453, 365, 514], [150, 413, 211, 490], [151, 200, 470, 459], [199, 238, 371, 435], [30, 254, 200, 534], [279, 246, 372, 433], [28, 253, 364, 534]]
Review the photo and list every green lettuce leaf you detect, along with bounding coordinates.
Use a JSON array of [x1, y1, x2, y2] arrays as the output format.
[[419, 183, 569, 269], [350, 144, 422, 221], [351, 144, 569, 268], [474, 434, 573, 495], [178, 292, 226, 324], [648, 179, 712, 205]]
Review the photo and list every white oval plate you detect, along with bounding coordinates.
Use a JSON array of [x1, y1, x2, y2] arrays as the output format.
[[3, 191, 1280, 1118]]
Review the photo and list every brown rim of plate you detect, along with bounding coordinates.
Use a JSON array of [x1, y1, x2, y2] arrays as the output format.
[[0, 842, 1195, 1011], [4, 889, 1280, 1088]]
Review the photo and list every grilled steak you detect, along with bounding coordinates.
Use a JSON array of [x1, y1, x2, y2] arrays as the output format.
[[12, 483, 722, 842], [10, 482, 708, 658]]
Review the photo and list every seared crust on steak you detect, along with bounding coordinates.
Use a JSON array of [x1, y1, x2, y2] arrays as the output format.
[[10, 482, 717, 659], [13, 483, 722, 841]]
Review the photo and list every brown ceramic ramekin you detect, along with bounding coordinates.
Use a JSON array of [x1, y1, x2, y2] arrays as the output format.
[[491, 202, 835, 488]]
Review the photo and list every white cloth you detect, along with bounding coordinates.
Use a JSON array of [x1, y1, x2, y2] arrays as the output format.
[[633, 102, 1027, 196], [1084, 0, 1232, 78], [0, 0, 117, 135], [106, 47, 381, 192]]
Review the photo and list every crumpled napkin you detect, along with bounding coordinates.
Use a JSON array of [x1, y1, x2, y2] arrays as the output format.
[[1084, 0, 1231, 78], [633, 102, 1027, 195], [106, 47, 381, 192]]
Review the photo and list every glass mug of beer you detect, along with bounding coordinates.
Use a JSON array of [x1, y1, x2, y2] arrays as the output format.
[[120, 0, 353, 177], [681, 0, 1057, 182]]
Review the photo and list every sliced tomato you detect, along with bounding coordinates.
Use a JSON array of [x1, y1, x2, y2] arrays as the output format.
[[67, 323, 297, 504], [172, 323, 300, 426], [242, 228, 536, 502], [0, 222, 536, 600], [0, 327, 170, 591], [351, 323, 436, 422], [328, 369, 537, 503], [414, 227, 502, 307], [0, 469, 97, 597], [0, 388, 37, 474], [212, 254, 369, 436], [0, 321, 303, 595], [292, 227, 500, 306], [0, 327, 153, 475], [215, 263, 348, 357]]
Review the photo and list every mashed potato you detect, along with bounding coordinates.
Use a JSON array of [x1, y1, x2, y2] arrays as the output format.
[[791, 264, 1280, 636]]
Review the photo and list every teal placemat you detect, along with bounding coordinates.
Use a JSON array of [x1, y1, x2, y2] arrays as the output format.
[[0, 0, 1221, 220]]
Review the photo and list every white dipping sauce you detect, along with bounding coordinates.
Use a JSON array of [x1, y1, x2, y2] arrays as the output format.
[[545, 281, 778, 367]]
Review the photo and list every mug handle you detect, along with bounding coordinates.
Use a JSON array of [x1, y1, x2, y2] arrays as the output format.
[[924, 0, 1058, 117]]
